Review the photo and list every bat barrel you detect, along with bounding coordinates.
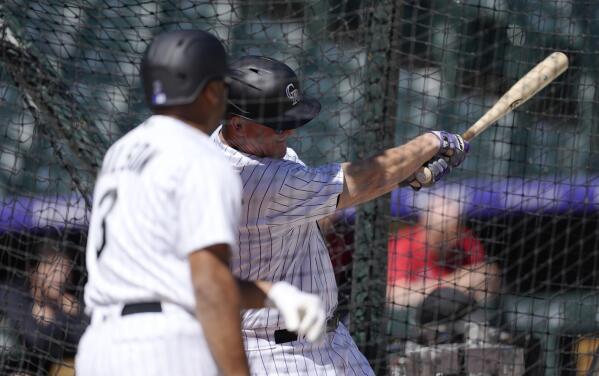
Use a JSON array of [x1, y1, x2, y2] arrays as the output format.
[[414, 52, 569, 186], [460, 52, 568, 142]]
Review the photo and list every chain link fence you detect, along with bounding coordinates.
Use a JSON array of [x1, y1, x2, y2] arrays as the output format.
[[1, 0, 599, 374]]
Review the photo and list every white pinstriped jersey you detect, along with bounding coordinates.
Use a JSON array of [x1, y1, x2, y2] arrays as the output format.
[[84, 115, 242, 315], [211, 126, 344, 329]]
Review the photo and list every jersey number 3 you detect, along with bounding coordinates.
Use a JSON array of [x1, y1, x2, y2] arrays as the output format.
[[96, 188, 118, 259]]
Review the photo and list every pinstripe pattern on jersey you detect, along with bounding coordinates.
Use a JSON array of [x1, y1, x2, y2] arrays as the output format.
[[77, 307, 218, 376], [211, 127, 343, 330], [212, 127, 375, 375]]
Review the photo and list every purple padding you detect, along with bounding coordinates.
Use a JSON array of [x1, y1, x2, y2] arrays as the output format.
[[0, 195, 89, 232], [0, 177, 598, 231], [0, 197, 35, 232], [389, 177, 599, 219]]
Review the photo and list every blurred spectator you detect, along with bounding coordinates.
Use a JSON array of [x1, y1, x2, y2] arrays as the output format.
[[319, 211, 355, 286], [0, 238, 88, 375], [319, 211, 355, 319], [387, 196, 501, 308]]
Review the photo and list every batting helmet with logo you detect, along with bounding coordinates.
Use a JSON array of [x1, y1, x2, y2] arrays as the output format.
[[141, 29, 229, 108], [226, 56, 321, 131]]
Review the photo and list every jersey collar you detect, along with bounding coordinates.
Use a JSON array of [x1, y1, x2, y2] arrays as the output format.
[[148, 115, 212, 143]]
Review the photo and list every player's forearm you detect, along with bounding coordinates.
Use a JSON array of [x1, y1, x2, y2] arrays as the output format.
[[190, 249, 250, 376], [194, 275, 249, 375], [338, 133, 439, 208], [236, 279, 272, 309]]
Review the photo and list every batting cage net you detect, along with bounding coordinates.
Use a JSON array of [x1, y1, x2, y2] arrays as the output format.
[[1, 0, 598, 375]]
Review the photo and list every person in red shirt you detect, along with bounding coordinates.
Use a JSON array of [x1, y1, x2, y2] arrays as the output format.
[[388, 197, 501, 307]]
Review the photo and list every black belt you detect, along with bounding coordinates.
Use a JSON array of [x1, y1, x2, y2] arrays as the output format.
[[274, 314, 340, 344], [120, 302, 337, 344], [122, 302, 162, 316]]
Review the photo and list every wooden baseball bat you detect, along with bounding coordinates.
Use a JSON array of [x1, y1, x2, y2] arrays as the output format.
[[413, 51, 569, 187]]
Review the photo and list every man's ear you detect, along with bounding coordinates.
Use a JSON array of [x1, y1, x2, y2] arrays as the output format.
[[202, 81, 220, 105], [228, 116, 244, 132]]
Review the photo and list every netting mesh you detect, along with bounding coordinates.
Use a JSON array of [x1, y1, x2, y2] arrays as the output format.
[[1, 0, 599, 374]]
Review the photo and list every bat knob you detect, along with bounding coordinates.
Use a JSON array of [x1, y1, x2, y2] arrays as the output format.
[[415, 168, 433, 186]]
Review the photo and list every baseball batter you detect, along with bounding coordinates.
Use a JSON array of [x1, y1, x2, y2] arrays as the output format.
[[211, 56, 469, 374], [76, 32, 326, 376]]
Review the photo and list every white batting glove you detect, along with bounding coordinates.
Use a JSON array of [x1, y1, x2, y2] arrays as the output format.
[[266, 282, 326, 343]]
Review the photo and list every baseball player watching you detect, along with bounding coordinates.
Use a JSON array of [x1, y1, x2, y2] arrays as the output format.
[[76, 32, 326, 376], [211, 55, 470, 374]]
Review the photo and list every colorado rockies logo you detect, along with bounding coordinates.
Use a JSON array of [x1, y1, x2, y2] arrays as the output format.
[[286, 83, 300, 105]]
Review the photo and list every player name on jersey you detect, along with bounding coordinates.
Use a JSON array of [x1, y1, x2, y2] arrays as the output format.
[[99, 141, 159, 176]]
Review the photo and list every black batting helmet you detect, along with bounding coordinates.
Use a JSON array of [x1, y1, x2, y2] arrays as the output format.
[[141, 29, 229, 108], [226, 56, 321, 131]]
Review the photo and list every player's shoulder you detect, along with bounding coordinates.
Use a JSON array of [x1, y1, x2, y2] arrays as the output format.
[[139, 115, 224, 160], [105, 115, 161, 149], [101, 119, 148, 164], [179, 141, 240, 194], [278, 152, 340, 179], [254, 151, 310, 180], [209, 128, 329, 180], [284, 147, 303, 164], [106, 115, 231, 174]]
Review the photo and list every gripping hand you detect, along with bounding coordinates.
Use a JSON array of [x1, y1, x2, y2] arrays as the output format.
[[266, 282, 326, 343], [403, 157, 450, 190], [429, 131, 469, 167]]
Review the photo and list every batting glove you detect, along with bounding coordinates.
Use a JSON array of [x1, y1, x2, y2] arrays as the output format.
[[429, 131, 470, 167], [421, 156, 451, 186], [266, 282, 326, 343], [402, 157, 451, 190]]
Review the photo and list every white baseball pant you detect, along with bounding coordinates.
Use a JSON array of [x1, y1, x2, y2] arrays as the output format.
[[76, 303, 218, 376], [243, 322, 375, 375]]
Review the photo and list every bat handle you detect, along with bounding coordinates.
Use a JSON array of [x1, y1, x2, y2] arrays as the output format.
[[409, 166, 434, 187], [407, 133, 472, 188], [410, 166, 434, 188]]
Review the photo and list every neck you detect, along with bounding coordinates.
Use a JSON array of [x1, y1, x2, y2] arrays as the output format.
[[220, 124, 245, 152], [158, 112, 215, 135], [179, 116, 215, 135]]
